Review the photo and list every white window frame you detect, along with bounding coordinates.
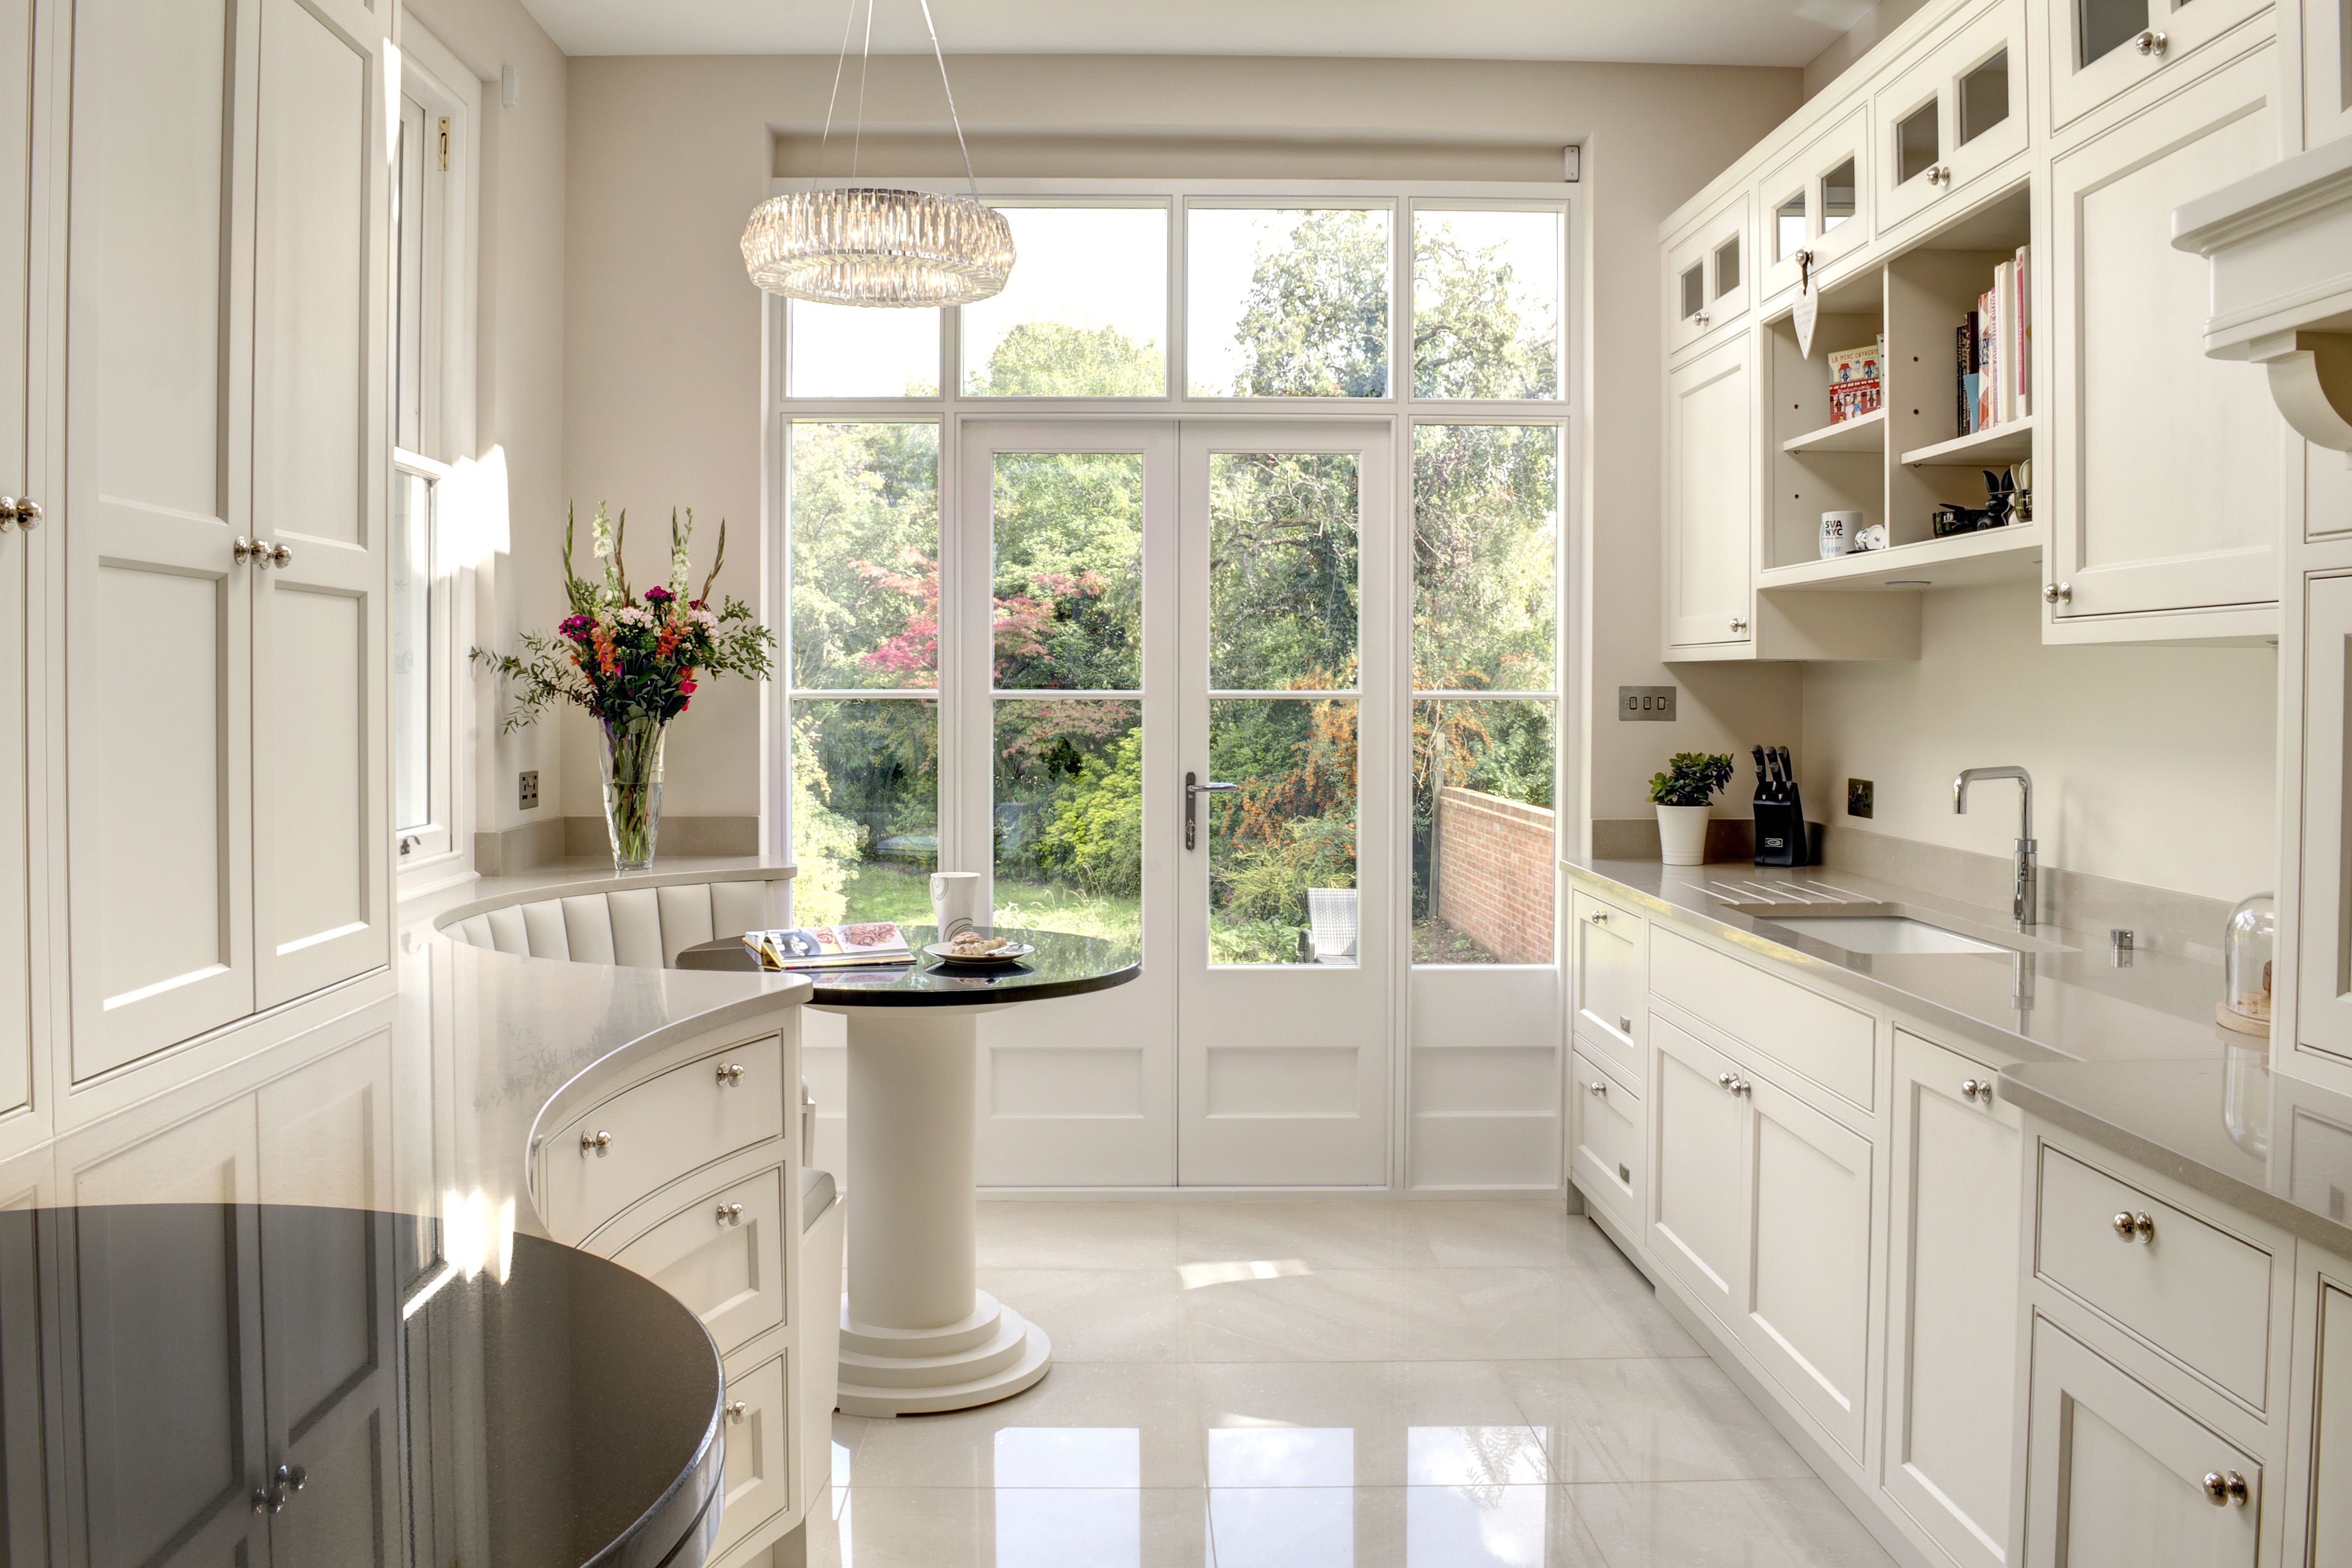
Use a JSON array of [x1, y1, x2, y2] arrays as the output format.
[[391, 19, 481, 899]]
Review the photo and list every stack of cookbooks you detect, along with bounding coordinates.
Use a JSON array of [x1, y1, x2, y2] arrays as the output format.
[[1956, 245, 2030, 435], [743, 922, 914, 970]]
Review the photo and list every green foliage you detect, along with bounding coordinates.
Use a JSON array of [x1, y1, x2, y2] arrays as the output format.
[[969, 320, 1164, 397], [1649, 752, 1736, 808], [1029, 729, 1145, 899], [1232, 209, 1391, 397]]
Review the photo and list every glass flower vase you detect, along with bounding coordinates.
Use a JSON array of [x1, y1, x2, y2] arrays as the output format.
[[599, 715, 668, 873]]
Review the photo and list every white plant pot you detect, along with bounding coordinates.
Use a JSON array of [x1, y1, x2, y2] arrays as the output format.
[[1656, 804, 1712, 866]]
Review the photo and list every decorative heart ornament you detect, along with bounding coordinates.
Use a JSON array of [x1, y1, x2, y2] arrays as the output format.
[[1793, 251, 1818, 359]]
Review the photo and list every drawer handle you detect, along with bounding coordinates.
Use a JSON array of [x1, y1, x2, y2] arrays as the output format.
[[1587, 909, 1609, 925], [1962, 1078, 1994, 1104], [726, 1400, 748, 1422], [2110, 1210, 2155, 1242], [717, 1203, 744, 1226], [580, 1130, 613, 1156], [2134, 27, 2166, 57], [1718, 1073, 1735, 1088], [1587, 1080, 1607, 1096], [1731, 1078, 1752, 1095], [1617, 1015, 1633, 1033], [2201, 1469, 2247, 1507], [716, 1062, 745, 1086]]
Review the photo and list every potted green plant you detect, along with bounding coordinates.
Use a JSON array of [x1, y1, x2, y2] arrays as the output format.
[[1649, 752, 1734, 867]]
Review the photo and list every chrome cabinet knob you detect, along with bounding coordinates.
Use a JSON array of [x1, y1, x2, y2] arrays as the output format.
[[1729, 615, 1748, 633], [235, 536, 262, 564], [2110, 1210, 2154, 1241], [2043, 581, 2073, 606], [1587, 909, 1608, 924], [1961, 1078, 1994, 1103], [1587, 1080, 1607, 1096], [580, 1129, 613, 1156], [252, 1463, 307, 1514], [1694, 309, 1711, 327], [1719, 1073, 1735, 1088], [267, 540, 292, 568], [2055, 581, 2071, 604], [2201, 1469, 2247, 1506], [716, 1062, 745, 1086], [726, 1400, 748, 1422], [2134, 28, 2167, 56], [1731, 1078, 1752, 1095], [716, 1202, 744, 1226], [0, 495, 37, 531], [1927, 165, 1947, 186]]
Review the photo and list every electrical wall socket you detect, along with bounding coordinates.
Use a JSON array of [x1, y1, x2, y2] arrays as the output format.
[[1847, 778, 1873, 818], [519, 770, 539, 810], [1618, 685, 1676, 721]]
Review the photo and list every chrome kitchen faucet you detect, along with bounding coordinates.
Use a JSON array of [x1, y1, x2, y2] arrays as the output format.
[[1954, 766, 2036, 930]]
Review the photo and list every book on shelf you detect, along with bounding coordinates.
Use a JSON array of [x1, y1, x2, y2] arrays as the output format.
[[2011, 244, 2031, 420], [1957, 313, 1979, 435], [1826, 337, 1882, 423], [743, 922, 916, 970]]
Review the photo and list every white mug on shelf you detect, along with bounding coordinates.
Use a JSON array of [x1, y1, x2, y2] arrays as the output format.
[[930, 871, 986, 940], [1820, 510, 1863, 559]]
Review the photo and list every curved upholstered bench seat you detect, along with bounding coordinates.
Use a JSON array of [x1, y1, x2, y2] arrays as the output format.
[[433, 866, 794, 968]]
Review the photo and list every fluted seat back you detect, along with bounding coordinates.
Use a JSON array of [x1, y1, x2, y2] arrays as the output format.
[[433, 867, 792, 968]]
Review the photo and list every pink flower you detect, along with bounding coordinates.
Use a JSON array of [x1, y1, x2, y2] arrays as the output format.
[[678, 678, 697, 695]]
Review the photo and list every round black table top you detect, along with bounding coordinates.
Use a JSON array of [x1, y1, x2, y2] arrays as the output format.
[[677, 924, 1141, 1008], [6, 1202, 723, 1568]]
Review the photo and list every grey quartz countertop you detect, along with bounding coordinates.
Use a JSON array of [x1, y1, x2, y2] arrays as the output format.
[[1563, 855, 2238, 1069]]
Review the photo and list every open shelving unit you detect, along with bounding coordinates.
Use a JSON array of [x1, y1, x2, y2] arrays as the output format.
[[1783, 407, 1886, 455], [1899, 414, 2032, 468], [1757, 518, 2042, 592]]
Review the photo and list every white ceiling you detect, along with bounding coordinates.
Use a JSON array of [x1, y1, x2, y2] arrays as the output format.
[[521, 0, 1875, 67]]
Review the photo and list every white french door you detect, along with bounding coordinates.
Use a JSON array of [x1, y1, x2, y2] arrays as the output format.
[[951, 418, 1393, 1189]]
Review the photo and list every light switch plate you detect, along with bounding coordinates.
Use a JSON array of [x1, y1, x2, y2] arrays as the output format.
[[1847, 778, 1873, 818], [1619, 686, 1676, 721]]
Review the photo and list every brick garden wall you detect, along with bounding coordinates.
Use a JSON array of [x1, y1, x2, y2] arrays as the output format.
[[1434, 787, 1556, 964]]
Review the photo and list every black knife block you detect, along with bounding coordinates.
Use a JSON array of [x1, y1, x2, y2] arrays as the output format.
[[1753, 799, 1811, 866]]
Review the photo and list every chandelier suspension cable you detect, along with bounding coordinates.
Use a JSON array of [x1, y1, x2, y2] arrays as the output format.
[[817, 0, 859, 161], [913, 0, 982, 201], [851, 0, 875, 179]]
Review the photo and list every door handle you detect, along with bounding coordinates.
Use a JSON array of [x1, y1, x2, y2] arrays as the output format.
[[1184, 772, 1238, 851]]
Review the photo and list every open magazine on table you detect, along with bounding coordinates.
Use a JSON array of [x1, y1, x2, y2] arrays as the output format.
[[743, 922, 915, 971]]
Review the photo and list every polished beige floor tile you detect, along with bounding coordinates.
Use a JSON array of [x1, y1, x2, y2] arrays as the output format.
[[1208, 1485, 1609, 1568], [1183, 1266, 1491, 1362], [981, 1266, 1188, 1362], [1177, 1200, 1439, 1269], [801, 1485, 1211, 1568], [1498, 1358, 1811, 1485], [1445, 1266, 1705, 1361], [1412, 1202, 1622, 1268], [848, 1362, 1208, 1489], [1196, 1360, 1552, 1487], [1569, 1478, 1898, 1567], [976, 1202, 1184, 1269]]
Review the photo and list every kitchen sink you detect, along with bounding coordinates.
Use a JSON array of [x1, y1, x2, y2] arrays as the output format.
[[1764, 915, 2008, 956]]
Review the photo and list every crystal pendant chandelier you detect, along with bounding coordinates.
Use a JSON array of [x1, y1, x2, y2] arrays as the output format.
[[740, 0, 1014, 308]]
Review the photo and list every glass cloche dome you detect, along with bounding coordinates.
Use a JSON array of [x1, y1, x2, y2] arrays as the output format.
[[2218, 893, 2275, 1039]]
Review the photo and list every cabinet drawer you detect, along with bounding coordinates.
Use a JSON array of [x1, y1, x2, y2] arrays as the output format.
[[1571, 891, 1644, 1078], [714, 1352, 792, 1558], [2034, 1146, 2273, 1408], [1570, 1049, 1641, 1235], [1650, 927, 1874, 1109], [612, 1166, 789, 1355], [544, 1034, 786, 1240]]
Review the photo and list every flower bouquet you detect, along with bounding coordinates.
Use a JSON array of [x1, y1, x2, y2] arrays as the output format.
[[473, 504, 774, 871]]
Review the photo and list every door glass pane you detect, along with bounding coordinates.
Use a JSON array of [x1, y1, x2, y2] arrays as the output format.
[[1959, 50, 2011, 145], [1187, 206, 1390, 397], [1413, 700, 1555, 964], [1774, 191, 1807, 260], [1207, 698, 1357, 966], [1208, 452, 1359, 691], [1898, 102, 1941, 183], [993, 699, 1142, 947], [1411, 208, 1561, 399], [1820, 158, 1858, 232], [392, 471, 433, 834], [790, 698, 939, 926], [393, 99, 426, 454], [991, 452, 1143, 690], [1679, 263, 1705, 321], [2078, 0, 2147, 66], [788, 301, 941, 398], [789, 422, 940, 690], [1713, 237, 1741, 298], [962, 206, 1167, 396], [1411, 424, 1557, 691]]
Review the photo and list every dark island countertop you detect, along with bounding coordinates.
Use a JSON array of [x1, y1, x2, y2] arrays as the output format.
[[677, 924, 1141, 1007]]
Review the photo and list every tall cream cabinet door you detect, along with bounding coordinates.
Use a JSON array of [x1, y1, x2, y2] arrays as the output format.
[[1882, 1032, 2022, 1568], [2295, 574, 2352, 1074], [2043, 48, 2286, 635], [1664, 335, 1754, 653], [0, 0, 37, 1124], [248, 0, 391, 1009], [61, 0, 259, 1075]]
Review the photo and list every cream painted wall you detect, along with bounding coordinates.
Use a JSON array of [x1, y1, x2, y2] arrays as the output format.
[[403, 0, 569, 848], [558, 52, 1806, 834], [1799, 583, 2277, 902]]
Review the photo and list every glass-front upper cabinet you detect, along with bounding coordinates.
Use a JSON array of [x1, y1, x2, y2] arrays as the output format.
[[1665, 191, 1748, 358], [1756, 106, 1870, 301], [2046, 0, 2275, 130], [1876, 0, 2028, 237]]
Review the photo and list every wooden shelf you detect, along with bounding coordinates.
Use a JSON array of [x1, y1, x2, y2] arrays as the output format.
[[1899, 415, 2035, 468], [1758, 520, 2044, 592], [1781, 407, 1886, 455]]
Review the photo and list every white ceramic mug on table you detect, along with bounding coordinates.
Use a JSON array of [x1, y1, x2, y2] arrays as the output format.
[[929, 871, 986, 940]]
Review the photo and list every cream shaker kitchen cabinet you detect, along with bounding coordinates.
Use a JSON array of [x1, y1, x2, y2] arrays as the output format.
[[2042, 46, 2286, 639], [1664, 336, 1756, 654], [2044, 0, 2278, 135], [1648, 1014, 1751, 1325], [1882, 1031, 2023, 1568], [2301, 0, 2352, 146], [2297, 1274, 2352, 1567], [0, 0, 38, 1131], [61, 0, 391, 1078], [1757, 106, 1873, 302], [1665, 192, 1749, 359], [2292, 575, 2352, 1076], [1874, 0, 2029, 241], [2023, 1316, 2263, 1568]]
